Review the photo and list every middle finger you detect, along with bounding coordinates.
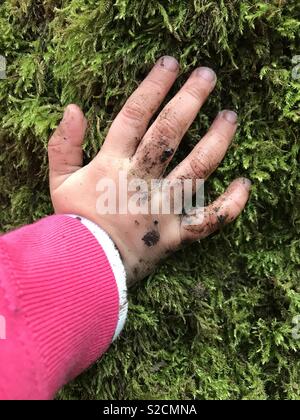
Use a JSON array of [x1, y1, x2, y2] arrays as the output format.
[[131, 67, 217, 178]]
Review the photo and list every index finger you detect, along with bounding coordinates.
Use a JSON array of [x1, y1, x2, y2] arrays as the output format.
[[100, 56, 179, 159]]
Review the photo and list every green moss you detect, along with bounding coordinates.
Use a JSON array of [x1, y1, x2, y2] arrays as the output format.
[[0, 0, 299, 400]]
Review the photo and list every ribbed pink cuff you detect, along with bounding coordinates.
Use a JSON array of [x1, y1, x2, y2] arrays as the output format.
[[0, 215, 119, 399]]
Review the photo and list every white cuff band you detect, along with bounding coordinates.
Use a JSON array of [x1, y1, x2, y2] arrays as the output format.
[[66, 215, 128, 341]]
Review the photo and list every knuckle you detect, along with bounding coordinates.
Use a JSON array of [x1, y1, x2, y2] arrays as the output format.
[[184, 83, 208, 102], [48, 137, 63, 155], [154, 113, 181, 142], [145, 77, 164, 92], [206, 211, 219, 232], [48, 126, 65, 147], [189, 151, 212, 179], [122, 97, 148, 126], [213, 129, 231, 144], [230, 196, 244, 214], [48, 144, 61, 155]]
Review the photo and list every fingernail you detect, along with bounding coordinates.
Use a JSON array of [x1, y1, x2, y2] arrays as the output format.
[[239, 177, 252, 190], [195, 67, 216, 83], [158, 56, 179, 72], [222, 110, 238, 124]]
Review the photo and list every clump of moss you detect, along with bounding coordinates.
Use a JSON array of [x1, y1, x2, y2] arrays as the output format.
[[0, 0, 299, 400]]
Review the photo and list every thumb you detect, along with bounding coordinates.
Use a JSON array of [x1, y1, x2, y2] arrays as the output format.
[[48, 104, 87, 191]]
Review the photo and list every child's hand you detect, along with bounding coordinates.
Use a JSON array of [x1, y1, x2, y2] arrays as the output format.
[[48, 56, 251, 286]]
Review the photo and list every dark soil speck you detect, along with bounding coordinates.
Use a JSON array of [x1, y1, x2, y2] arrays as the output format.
[[142, 230, 160, 247], [217, 214, 228, 226], [160, 148, 174, 163]]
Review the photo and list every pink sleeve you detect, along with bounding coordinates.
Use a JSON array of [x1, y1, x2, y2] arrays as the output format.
[[0, 215, 120, 400]]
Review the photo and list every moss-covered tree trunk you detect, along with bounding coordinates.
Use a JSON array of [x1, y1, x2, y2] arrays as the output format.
[[0, 0, 299, 399]]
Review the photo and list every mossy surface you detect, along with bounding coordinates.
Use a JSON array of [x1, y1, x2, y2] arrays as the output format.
[[0, 0, 299, 400]]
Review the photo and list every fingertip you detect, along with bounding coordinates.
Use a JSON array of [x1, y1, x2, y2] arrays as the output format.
[[207, 110, 238, 145], [156, 56, 179, 72], [195, 67, 217, 88], [219, 110, 238, 125], [60, 104, 87, 143], [236, 177, 252, 192], [63, 103, 86, 121]]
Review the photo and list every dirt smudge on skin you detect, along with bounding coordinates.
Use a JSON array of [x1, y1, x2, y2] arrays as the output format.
[[138, 145, 157, 174], [142, 230, 160, 247], [184, 225, 205, 234], [160, 148, 174, 163], [217, 214, 228, 226]]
